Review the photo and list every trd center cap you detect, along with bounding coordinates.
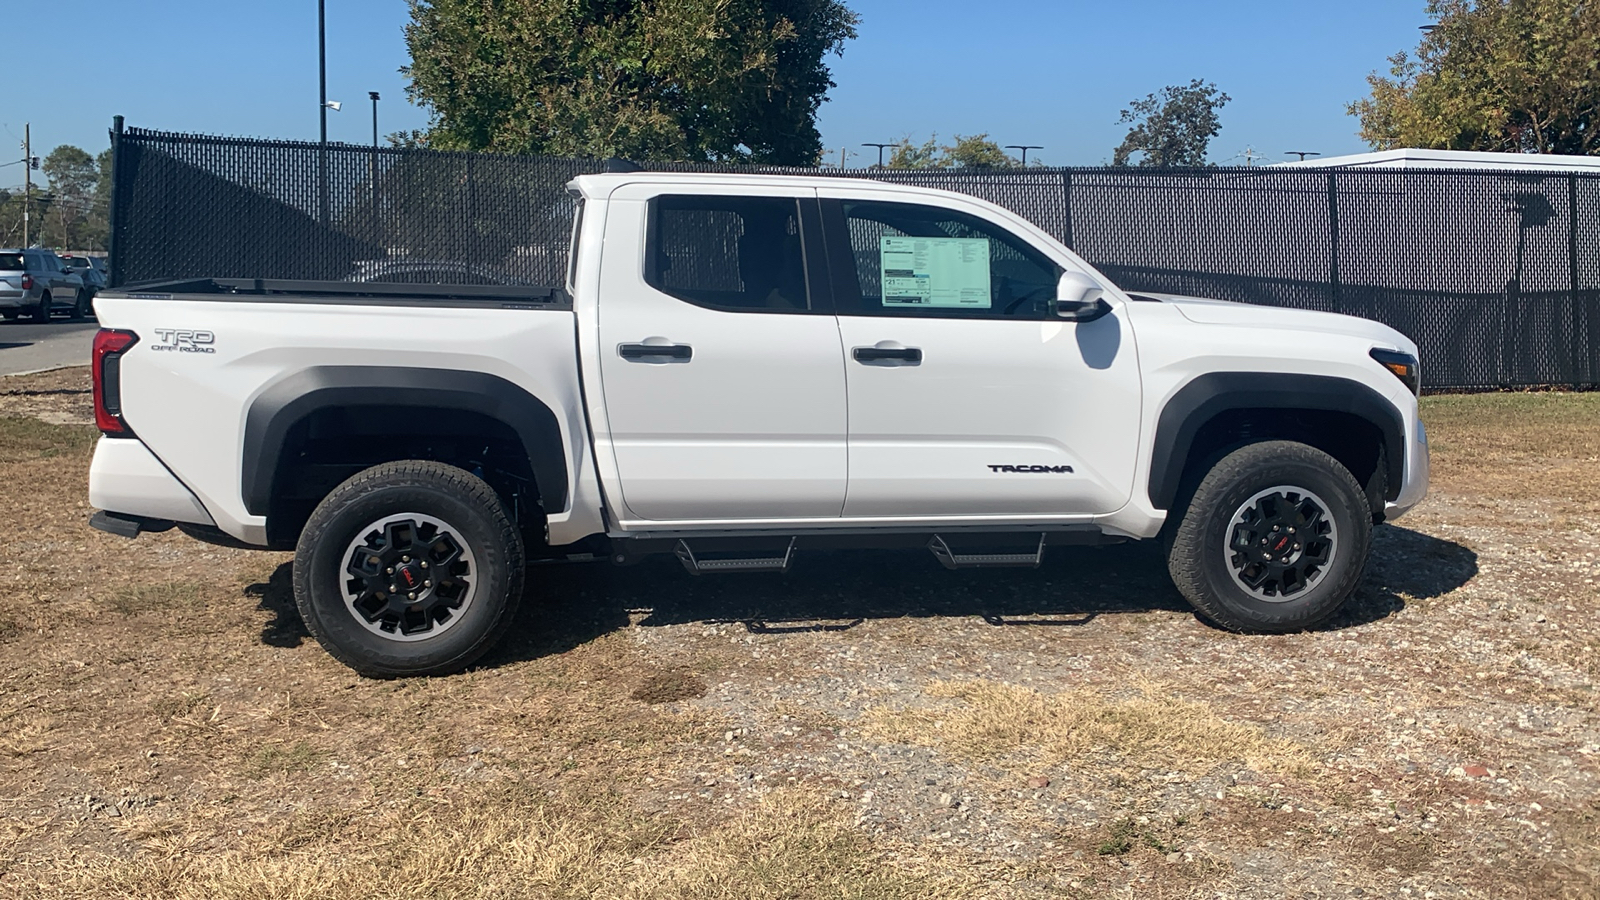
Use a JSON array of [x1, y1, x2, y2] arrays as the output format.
[[395, 563, 426, 595]]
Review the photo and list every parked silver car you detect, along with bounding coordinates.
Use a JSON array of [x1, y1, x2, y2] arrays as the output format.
[[0, 249, 90, 321]]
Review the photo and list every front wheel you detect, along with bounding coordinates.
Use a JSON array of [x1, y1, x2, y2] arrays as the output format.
[[1166, 440, 1372, 633], [293, 460, 525, 677]]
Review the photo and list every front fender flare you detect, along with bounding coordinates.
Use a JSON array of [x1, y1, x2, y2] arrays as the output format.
[[1147, 372, 1405, 512]]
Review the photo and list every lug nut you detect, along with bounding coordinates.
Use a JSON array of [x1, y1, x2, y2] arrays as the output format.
[[390, 584, 399, 593], [386, 567, 394, 575], [1272, 525, 1280, 532], [402, 555, 411, 563], [1294, 543, 1301, 551], [407, 592, 417, 601], [420, 561, 429, 569], [1289, 527, 1297, 534]]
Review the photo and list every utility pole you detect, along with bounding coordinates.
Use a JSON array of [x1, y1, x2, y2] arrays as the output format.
[[839, 147, 853, 169], [22, 123, 31, 247]]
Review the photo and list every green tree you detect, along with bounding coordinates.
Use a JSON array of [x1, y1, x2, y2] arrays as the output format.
[[1349, 0, 1600, 154], [403, 0, 859, 165], [1112, 80, 1231, 167], [942, 134, 1020, 170], [40, 145, 104, 249], [885, 134, 1021, 169]]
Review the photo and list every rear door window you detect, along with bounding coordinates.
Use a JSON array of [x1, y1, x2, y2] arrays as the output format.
[[645, 195, 816, 313]]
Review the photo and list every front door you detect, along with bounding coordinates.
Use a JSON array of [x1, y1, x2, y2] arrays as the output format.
[[596, 187, 848, 522], [819, 190, 1143, 519]]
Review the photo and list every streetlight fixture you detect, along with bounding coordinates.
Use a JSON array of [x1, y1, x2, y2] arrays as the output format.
[[1005, 144, 1044, 166], [1286, 151, 1321, 162], [861, 142, 895, 168]]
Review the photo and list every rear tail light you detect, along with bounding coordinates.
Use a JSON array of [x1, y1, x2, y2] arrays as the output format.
[[93, 329, 139, 436], [20, 274, 32, 290]]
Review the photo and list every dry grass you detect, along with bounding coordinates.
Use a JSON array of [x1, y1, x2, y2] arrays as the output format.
[[863, 680, 1316, 777], [16, 788, 978, 900], [1421, 392, 1600, 502]]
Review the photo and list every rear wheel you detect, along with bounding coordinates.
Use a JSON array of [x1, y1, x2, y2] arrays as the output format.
[[1166, 440, 1371, 633], [293, 460, 525, 677], [70, 289, 91, 320], [32, 293, 51, 321]]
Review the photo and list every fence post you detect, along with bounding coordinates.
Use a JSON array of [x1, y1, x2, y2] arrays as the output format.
[[1569, 173, 1583, 387], [1327, 171, 1341, 313], [1061, 170, 1074, 250], [107, 116, 124, 289]]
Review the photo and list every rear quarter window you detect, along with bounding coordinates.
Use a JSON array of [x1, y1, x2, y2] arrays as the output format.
[[0, 254, 24, 270]]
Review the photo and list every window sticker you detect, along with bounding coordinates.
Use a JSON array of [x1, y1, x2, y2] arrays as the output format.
[[879, 236, 991, 308]]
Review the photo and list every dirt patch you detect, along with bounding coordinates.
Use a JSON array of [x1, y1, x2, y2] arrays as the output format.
[[0, 369, 1597, 898]]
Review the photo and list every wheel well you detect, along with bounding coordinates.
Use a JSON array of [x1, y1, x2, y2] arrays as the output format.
[[1176, 408, 1387, 518], [265, 405, 542, 549]]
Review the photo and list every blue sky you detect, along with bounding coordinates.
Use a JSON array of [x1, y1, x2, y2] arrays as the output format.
[[5, 0, 1430, 187]]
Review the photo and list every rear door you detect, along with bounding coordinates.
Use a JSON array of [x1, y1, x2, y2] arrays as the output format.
[[819, 190, 1143, 519], [594, 185, 848, 522]]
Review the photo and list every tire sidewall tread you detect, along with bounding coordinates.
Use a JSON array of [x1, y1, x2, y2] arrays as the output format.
[[293, 460, 524, 678], [1168, 440, 1372, 633]]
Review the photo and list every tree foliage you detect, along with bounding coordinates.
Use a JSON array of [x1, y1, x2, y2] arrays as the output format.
[[0, 144, 109, 249], [1349, 0, 1600, 154], [403, 0, 859, 165], [1111, 80, 1230, 167], [884, 134, 1023, 170]]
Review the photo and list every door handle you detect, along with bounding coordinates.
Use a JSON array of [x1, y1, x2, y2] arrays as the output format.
[[853, 345, 922, 365], [619, 342, 693, 362]]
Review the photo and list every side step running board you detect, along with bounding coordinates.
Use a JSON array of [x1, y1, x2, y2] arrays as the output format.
[[928, 533, 1046, 570], [675, 537, 797, 576]]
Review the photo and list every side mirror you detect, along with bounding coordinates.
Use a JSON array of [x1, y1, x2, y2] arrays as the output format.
[[1054, 271, 1111, 322]]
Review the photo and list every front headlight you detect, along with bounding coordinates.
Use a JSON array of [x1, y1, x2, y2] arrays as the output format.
[[1370, 348, 1420, 396]]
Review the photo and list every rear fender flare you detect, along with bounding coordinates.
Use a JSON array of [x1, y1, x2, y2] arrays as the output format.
[[240, 366, 569, 517]]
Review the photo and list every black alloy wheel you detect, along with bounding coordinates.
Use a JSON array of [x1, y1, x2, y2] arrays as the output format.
[[294, 460, 525, 677], [1167, 440, 1371, 633]]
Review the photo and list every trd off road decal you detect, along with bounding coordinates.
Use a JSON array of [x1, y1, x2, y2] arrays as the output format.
[[987, 464, 1074, 474], [151, 329, 216, 353]]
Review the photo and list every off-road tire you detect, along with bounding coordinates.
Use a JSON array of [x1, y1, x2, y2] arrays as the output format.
[[293, 460, 525, 677], [1167, 440, 1371, 633]]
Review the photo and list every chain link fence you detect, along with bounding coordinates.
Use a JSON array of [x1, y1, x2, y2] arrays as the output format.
[[109, 124, 1600, 390]]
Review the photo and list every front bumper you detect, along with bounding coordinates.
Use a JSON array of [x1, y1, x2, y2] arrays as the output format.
[[1384, 415, 1430, 521]]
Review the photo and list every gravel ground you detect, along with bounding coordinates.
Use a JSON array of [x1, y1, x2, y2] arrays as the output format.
[[1, 370, 1596, 899]]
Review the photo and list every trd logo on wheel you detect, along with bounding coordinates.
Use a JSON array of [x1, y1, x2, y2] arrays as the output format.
[[988, 464, 1074, 474], [151, 329, 216, 353]]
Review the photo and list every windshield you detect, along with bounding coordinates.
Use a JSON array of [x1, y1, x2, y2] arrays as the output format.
[[0, 254, 24, 270]]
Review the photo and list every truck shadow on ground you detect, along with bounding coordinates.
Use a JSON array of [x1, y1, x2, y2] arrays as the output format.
[[247, 524, 1478, 666]]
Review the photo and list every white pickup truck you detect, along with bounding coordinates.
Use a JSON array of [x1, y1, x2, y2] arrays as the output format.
[[87, 173, 1428, 677]]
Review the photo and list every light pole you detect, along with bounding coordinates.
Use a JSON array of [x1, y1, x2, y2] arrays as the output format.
[[862, 142, 894, 168], [1286, 151, 1321, 162], [369, 91, 380, 249], [318, 0, 329, 228], [1005, 144, 1043, 166]]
